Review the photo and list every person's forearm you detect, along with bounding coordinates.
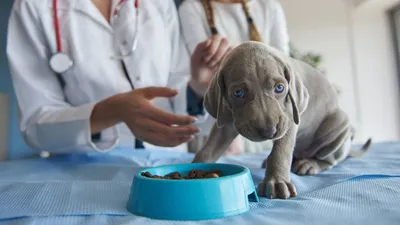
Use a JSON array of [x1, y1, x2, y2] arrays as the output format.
[[188, 79, 206, 99], [90, 94, 123, 135]]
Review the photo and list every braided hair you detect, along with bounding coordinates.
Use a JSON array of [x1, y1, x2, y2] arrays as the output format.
[[200, 0, 263, 42]]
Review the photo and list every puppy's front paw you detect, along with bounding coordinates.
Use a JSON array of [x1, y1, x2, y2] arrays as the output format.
[[257, 179, 297, 199], [292, 158, 327, 175]]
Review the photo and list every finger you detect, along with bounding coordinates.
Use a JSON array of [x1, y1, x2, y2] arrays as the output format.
[[204, 35, 223, 63], [135, 117, 200, 137], [204, 38, 212, 48], [226, 46, 233, 54], [193, 39, 212, 58], [211, 53, 227, 72], [166, 136, 195, 147], [223, 46, 233, 59], [207, 39, 231, 67], [219, 46, 233, 61], [212, 63, 220, 71], [135, 129, 194, 147], [140, 87, 178, 100], [142, 103, 197, 126], [210, 49, 228, 74]]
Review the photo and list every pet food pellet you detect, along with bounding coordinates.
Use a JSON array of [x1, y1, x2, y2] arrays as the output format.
[[168, 172, 182, 179], [209, 170, 222, 177], [193, 170, 206, 178], [205, 173, 219, 178], [141, 172, 152, 178], [141, 169, 222, 180], [187, 170, 198, 179]]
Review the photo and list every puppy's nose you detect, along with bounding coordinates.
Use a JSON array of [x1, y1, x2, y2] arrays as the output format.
[[256, 126, 277, 139]]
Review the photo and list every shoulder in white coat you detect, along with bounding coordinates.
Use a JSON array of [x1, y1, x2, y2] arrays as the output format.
[[6, 0, 192, 154]]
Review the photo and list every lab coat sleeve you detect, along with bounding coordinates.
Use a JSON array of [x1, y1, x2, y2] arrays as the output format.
[[163, 0, 206, 117], [6, 2, 118, 154], [269, 0, 290, 56], [178, 0, 210, 55]]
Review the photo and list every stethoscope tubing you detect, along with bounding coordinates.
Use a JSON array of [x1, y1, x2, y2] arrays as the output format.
[[50, 0, 140, 73]]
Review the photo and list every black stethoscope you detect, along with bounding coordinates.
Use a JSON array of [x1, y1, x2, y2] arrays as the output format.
[[49, 0, 140, 74]]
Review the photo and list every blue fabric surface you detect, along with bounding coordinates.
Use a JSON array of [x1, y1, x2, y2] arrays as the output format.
[[0, 142, 399, 225]]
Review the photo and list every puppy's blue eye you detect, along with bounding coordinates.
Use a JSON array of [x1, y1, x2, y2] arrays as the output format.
[[275, 84, 285, 94], [233, 89, 245, 98]]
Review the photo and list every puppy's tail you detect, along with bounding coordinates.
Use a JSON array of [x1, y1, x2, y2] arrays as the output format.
[[348, 138, 372, 157]]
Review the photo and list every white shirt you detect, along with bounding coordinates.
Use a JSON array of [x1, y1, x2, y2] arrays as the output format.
[[6, 0, 194, 154], [178, 0, 290, 55]]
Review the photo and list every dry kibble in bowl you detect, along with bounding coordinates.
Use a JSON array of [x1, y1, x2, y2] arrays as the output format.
[[141, 169, 222, 180]]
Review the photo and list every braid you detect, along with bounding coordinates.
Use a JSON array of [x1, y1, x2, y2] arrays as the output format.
[[240, 0, 263, 42], [200, 0, 218, 35], [200, 0, 263, 42]]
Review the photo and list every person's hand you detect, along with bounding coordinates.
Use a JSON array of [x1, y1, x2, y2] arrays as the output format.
[[190, 35, 233, 97], [115, 87, 200, 147]]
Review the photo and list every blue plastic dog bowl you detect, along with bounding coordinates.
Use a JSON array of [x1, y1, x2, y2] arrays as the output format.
[[126, 163, 259, 221]]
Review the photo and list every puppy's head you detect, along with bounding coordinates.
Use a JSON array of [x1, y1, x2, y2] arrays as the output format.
[[204, 41, 304, 142]]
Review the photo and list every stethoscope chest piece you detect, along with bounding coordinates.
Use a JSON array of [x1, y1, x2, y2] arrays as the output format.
[[49, 52, 73, 73]]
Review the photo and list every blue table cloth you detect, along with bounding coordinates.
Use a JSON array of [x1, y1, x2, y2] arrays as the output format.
[[0, 141, 399, 225]]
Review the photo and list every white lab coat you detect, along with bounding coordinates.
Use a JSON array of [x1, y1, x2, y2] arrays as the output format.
[[6, 0, 196, 153]]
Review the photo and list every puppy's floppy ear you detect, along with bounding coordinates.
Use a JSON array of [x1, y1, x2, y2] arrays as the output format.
[[288, 89, 300, 125], [204, 71, 233, 128], [283, 63, 309, 125]]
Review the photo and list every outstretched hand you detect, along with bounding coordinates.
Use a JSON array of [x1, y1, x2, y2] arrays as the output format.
[[190, 35, 233, 97], [117, 87, 200, 147]]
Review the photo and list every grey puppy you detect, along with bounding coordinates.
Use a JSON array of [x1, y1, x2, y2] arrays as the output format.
[[192, 41, 371, 199]]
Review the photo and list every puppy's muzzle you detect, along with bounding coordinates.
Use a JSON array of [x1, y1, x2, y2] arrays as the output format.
[[255, 126, 277, 139], [238, 123, 278, 141]]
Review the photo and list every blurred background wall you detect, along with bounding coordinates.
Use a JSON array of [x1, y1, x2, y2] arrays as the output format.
[[280, 0, 400, 143]]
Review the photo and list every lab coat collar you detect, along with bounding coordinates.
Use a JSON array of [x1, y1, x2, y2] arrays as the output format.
[[48, 0, 113, 33]]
